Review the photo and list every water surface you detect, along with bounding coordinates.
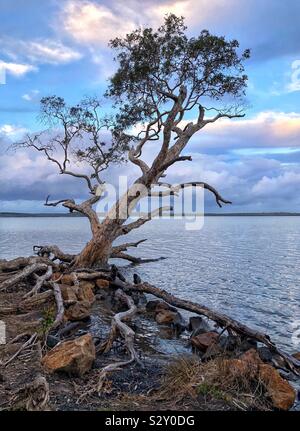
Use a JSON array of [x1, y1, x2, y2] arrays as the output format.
[[1, 216, 300, 352]]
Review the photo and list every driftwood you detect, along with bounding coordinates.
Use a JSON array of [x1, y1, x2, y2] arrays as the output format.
[[1, 333, 38, 367], [0, 262, 49, 292], [111, 279, 300, 376], [50, 282, 64, 329], [23, 266, 53, 298], [97, 289, 142, 391]]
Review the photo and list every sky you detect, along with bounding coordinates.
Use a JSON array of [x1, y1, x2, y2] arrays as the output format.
[[0, 0, 300, 213]]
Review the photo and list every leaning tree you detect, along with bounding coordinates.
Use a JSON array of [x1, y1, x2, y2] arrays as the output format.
[[18, 14, 250, 269]]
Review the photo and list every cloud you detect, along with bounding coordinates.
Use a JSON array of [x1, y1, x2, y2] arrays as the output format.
[[1, 38, 82, 65], [187, 111, 300, 154], [0, 124, 27, 137], [0, 60, 37, 78], [22, 90, 40, 102], [286, 60, 300, 93]]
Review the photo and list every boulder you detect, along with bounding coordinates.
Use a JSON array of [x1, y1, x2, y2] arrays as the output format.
[[223, 349, 262, 380], [156, 310, 180, 325], [146, 300, 175, 313], [258, 346, 273, 363], [42, 334, 95, 376], [191, 331, 219, 352], [95, 279, 110, 290], [60, 284, 77, 305], [60, 274, 75, 286], [77, 281, 95, 305], [259, 363, 296, 410], [189, 316, 211, 336], [65, 300, 91, 321]]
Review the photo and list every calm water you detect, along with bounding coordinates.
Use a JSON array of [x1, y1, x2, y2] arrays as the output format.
[[1, 216, 300, 352]]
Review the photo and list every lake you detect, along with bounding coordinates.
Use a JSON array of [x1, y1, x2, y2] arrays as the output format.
[[1, 216, 300, 353]]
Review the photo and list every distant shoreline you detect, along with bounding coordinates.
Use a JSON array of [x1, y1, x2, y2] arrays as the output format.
[[1, 212, 300, 218]]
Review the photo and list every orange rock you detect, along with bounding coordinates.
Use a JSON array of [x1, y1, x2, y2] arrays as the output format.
[[42, 334, 95, 376], [156, 310, 179, 325], [259, 364, 296, 410], [60, 284, 77, 305], [191, 331, 219, 352], [77, 281, 95, 304], [95, 279, 110, 289], [60, 274, 75, 286], [65, 300, 91, 321], [240, 348, 263, 367]]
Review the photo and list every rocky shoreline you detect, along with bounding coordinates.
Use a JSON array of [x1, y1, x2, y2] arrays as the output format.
[[1, 260, 300, 411]]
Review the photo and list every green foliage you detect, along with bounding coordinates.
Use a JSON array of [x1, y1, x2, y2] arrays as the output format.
[[107, 14, 250, 129], [39, 306, 55, 335]]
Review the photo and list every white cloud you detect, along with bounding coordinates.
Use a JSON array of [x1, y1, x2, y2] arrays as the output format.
[[0, 60, 37, 78], [22, 90, 40, 102], [1, 38, 82, 65], [286, 60, 300, 93], [0, 124, 27, 137]]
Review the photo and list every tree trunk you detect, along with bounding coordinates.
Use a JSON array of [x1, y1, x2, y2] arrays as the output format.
[[73, 220, 117, 268]]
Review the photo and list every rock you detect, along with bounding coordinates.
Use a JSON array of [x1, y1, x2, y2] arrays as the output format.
[[60, 274, 75, 286], [155, 310, 180, 325], [46, 335, 60, 348], [146, 300, 175, 314], [95, 279, 110, 290], [259, 364, 296, 410], [240, 348, 262, 366], [219, 335, 239, 352], [189, 316, 211, 336], [77, 281, 95, 305], [42, 334, 95, 376], [258, 346, 273, 363], [190, 331, 219, 352], [239, 338, 257, 352], [65, 300, 91, 321], [60, 284, 77, 305], [292, 352, 300, 361]]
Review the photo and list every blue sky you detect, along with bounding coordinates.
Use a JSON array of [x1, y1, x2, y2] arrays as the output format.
[[0, 0, 300, 212]]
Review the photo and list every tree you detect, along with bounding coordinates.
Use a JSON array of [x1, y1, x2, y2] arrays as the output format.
[[18, 14, 250, 269]]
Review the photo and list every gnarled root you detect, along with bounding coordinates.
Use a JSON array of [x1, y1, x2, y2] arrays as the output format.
[[23, 265, 53, 298], [33, 245, 75, 263], [97, 289, 142, 393]]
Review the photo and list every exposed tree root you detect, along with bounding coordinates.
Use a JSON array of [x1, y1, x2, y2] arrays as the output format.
[[0, 262, 49, 292], [9, 375, 50, 411], [111, 251, 166, 264], [33, 245, 75, 263], [1, 333, 38, 368], [50, 282, 64, 329], [23, 265, 53, 298], [96, 289, 142, 392]]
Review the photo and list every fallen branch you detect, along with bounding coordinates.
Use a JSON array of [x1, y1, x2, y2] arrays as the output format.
[[110, 251, 166, 264], [112, 279, 300, 376], [0, 262, 48, 292]]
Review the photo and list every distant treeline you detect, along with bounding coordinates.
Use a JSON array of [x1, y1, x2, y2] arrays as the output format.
[[1, 212, 300, 218]]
